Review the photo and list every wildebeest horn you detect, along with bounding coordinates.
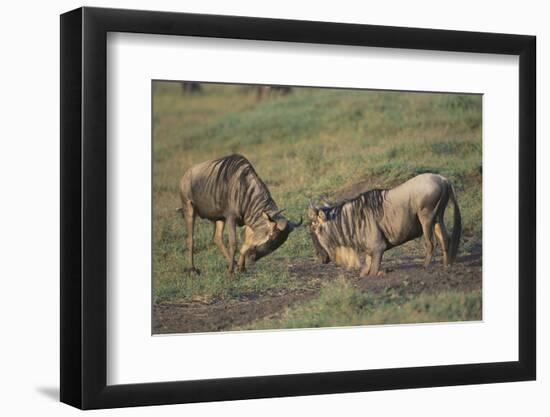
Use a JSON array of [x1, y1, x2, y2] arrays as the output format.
[[289, 216, 303, 230], [272, 209, 285, 218], [264, 209, 285, 223]]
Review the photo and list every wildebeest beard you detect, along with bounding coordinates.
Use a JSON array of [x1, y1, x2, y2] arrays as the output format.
[[309, 229, 330, 264], [251, 225, 291, 261]]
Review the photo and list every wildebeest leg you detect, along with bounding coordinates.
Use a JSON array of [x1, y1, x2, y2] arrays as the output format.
[[226, 217, 237, 274], [368, 250, 384, 276], [420, 216, 435, 267], [237, 226, 254, 272], [212, 220, 232, 262], [183, 201, 200, 275], [359, 254, 372, 277], [434, 222, 450, 266], [236, 252, 247, 273]]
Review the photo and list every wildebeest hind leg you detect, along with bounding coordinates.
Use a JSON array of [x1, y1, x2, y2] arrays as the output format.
[[183, 202, 200, 275], [420, 215, 435, 267], [212, 220, 232, 262], [434, 221, 450, 266]]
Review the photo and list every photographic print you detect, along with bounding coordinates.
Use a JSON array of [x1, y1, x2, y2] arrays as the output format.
[[152, 81, 482, 335]]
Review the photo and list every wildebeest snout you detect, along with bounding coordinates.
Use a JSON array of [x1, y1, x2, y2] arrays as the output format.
[[253, 226, 291, 261]]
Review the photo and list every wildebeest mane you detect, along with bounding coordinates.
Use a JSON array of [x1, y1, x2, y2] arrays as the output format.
[[315, 188, 387, 250], [321, 188, 387, 221], [206, 154, 278, 224]]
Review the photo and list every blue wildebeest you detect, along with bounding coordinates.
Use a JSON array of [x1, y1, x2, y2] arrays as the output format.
[[177, 154, 302, 274], [308, 173, 461, 277], [181, 82, 202, 93]]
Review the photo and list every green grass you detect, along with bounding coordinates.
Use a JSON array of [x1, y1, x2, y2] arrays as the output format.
[[153, 82, 482, 322], [236, 279, 482, 330]]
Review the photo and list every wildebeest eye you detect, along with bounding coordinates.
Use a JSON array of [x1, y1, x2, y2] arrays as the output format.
[[270, 226, 281, 239]]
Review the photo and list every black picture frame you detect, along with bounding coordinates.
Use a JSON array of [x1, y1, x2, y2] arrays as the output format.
[[60, 6, 536, 410]]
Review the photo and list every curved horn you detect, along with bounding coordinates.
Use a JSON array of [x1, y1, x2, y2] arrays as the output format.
[[272, 208, 285, 218], [289, 216, 303, 230], [263, 209, 285, 223]]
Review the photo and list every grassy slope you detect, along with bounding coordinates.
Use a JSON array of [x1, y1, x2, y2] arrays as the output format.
[[238, 279, 482, 330], [152, 82, 482, 326]]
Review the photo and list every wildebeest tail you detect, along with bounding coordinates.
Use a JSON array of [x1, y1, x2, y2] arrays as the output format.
[[448, 183, 461, 264]]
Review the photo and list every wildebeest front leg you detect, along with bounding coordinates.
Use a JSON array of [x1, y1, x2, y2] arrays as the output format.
[[236, 252, 247, 273], [226, 217, 237, 274], [368, 250, 384, 276], [183, 202, 200, 275], [237, 226, 254, 273], [360, 250, 384, 277], [360, 254, 372, 277]]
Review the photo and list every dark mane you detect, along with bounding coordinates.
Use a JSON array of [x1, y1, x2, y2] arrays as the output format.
[[209, 154, 278, 224], [312, 188, 388, 251], [211, 154, 261, 188], [321, 188, 387, 221]]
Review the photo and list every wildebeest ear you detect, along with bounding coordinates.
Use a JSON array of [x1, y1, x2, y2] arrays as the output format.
[[318, 210, 327, 223], [262, 211, 276, 223], [276, 218, 288, 231]]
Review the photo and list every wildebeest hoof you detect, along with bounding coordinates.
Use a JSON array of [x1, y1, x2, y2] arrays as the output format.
[[227, 261, 239, 274], [185, 267, 201, 275]]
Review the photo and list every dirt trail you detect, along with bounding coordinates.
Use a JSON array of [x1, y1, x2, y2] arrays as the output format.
[[153, 245, 482, 334]]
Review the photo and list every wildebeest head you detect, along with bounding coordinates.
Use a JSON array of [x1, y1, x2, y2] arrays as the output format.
[[308, 204, 331, 264], [249, 210, 302, 261]]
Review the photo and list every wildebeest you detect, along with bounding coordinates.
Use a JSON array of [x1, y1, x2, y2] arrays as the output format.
[[181, 82, 202, 93], [256, 85, 292, 101], [308, 173, 461, 277], [177, 154, 302, 274]]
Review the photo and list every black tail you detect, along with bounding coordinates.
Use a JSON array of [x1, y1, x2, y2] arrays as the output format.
[[448, 183, 462, 264]]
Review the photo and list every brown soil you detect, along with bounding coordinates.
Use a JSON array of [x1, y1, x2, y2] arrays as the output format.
[[153, 245, 482, 334]]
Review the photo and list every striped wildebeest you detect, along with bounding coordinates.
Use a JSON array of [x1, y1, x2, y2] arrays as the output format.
[[177, 154, 302, 274], [308, 173, 461, 277]]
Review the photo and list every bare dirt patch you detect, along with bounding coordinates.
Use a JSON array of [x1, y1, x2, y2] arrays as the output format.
[[153, 289, 317, 334], [153, 245, 482, 334]]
